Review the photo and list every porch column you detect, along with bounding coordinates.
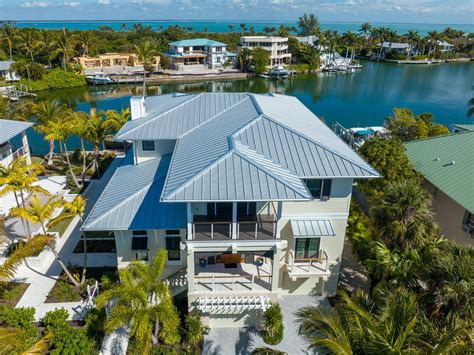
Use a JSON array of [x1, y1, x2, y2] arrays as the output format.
[[187, 203, 193, 240], [275, 201, 283, 239], [187, 246, 195, 293], [231, 202, 237, 239], [271, 244, 281, 292]]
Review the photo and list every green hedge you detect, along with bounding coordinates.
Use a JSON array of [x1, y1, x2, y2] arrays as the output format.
[[16, 68, 86, 92]]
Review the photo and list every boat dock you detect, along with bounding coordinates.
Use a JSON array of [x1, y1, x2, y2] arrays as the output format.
[[0, 85, 37, 101]]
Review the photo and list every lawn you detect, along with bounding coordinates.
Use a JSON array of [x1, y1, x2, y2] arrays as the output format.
[[48, 214, 74, 237], [0, 282, 29, 307], [45, 267, 118, 303]]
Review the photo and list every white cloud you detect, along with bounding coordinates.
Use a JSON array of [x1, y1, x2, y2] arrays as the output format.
[[62, 1, 80, 6], [21, 1, 50, 7], [98, 0, 110, 4]]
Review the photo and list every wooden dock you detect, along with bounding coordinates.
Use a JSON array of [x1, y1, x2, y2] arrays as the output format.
[[0, 85, 37, 101]]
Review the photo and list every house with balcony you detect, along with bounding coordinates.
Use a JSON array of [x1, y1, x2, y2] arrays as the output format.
[[165, 38, 236, 71], [0, 119, 33, 215], [81, 92, 379, 328], [239, 36, 292, 67], [405, 131, 474, 247]]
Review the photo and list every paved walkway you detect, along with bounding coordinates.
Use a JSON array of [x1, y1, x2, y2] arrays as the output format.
[[13, 156, 123, 321], [203, 295, 327, 355]]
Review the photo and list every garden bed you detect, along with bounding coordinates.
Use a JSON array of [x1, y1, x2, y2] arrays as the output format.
[[0, 282, 29, 307], [45, 267, 118, 303], [73, 239, 116, 253]]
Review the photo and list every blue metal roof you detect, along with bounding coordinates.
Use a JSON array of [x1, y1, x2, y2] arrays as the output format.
[[81, 153, 186, 231], [169, 38, 227, 47], [0, 119, 33, 145]]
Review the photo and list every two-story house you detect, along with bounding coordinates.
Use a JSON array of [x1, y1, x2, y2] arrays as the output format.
[[81, 93, 379, 328], [165, 38, 236, 70], [239, 36, 292, 67], [0, 118, 33, 215]]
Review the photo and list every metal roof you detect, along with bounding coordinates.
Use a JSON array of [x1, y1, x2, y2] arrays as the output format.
[[405, 132, 474, 213], [380, 42, 410, 49], [0, 60, 14, 71], [290, 219, 336, 237], [452, 124, 474, 132], [81, 153, 186, 231], [0, 119, 33, 145], [169, 38, 227, 47]]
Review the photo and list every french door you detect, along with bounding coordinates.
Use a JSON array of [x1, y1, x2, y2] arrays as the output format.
[[295, 238, 320, 259]]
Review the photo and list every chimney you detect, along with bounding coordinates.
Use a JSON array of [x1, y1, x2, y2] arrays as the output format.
[[130, 96, 145, 120]]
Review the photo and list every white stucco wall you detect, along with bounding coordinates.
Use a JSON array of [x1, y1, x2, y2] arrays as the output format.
[[134, 139, 176, 163]]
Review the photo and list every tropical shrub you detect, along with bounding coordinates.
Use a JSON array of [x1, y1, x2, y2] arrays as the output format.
[[42, 308, 69, 332], [11, 59, 45, 80], [0, 306, 38, 348], [16, 68, 86, 92], [252, 47, 270, 75], [185, 311, 209, 349], [261, 303, 284, 345], [49, 327, 93, 355], [85, 307, 107, 346]]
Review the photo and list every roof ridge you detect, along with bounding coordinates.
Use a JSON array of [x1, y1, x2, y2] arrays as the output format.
[[256, 115, 378, 176], [233, 148, 310, 199], [404, 130, 474, 145], [114, 93, 200, 140]]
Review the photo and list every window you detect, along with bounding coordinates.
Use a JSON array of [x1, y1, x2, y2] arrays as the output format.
[[131, 230, 148, 251], [295, 238, 320, 259], [304, 179, 332, 200], [142, 140, 155, 151], [166, 236, 181, 261]]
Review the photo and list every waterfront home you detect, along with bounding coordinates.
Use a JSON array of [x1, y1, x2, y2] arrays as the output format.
[[165, 38, 236, 71], [81, 92, 379, 328], [0, 60, 19, 82], [239, 36, 292, 67], [431, 39, 454, 53], [0, 119, 33, 215], [405, 132, 474, 246], [295, 35, 318, 47], [452, 123, 474, 133], [377, 42, 418, 59], [74, 53, 160, 71]]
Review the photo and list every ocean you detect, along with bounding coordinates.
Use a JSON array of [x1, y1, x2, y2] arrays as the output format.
[[8, 20, 474, 36]]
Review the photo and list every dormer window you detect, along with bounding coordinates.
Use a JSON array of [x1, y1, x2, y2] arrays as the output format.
[[142, 140, 155, 151], [304, 179, 332, 200]]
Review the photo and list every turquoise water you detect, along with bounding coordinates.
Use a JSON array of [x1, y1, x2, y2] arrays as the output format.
[[11, 20, 474, 36], [25, 61, 472, 155]]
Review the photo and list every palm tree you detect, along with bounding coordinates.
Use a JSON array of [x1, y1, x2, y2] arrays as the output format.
[[0, 158, 47, 238], [405, 30, 420, 59], [9, 195, 80, 288], [238, 47, 251, 72], [297, 13, 320, 36], [76, 30, 93, 56], [55, 28, 75, 69], [298, 43, 321, 72], [370, 180, 438, 249], [0, 327, 52, 354], [467, 97, 474, 118], [96, 250, 181, 354], [359, 22, 371, 39], [67, 111, 89, 186], [1, 23, 16, 59], [17, 29, 39, 61], [104, 108, 130, 134], [32, 100, 68, 166], [38, 29, 55, 68], [83, 108, 111, 178], [134, 41, 156, 74], [426, 31, 440, 56], [296, 288, 466, 354], [49, 196, 87, 285], [0, 234, 52, 283], [239, 23, 247, 35], [341, 31, 359, 60]]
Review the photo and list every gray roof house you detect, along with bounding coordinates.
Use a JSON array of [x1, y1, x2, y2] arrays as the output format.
[[82, 92, 379, 330]]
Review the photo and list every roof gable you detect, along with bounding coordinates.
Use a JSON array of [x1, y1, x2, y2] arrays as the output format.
[[0, 119, 33, 145]]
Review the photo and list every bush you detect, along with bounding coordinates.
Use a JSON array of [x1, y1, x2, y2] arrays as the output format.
[[252, 348, 285, 355], [42, 308, 69, 332], [85, 307, 106, 346], [16, 68, 86, 92], [185, 311, 209, 348], [261, 303, 283, 345], [0, 306, 38, 348], [49, 327, 93, 355], [11, 60, 45, 80]]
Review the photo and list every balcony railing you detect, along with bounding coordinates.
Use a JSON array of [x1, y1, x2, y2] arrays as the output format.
[[287, 249, 329, 277], [191, 214, 276, 241], [194, 274, 272, 293]]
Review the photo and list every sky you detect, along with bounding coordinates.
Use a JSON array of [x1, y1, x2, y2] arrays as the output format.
[[0, 0, 472, 24]]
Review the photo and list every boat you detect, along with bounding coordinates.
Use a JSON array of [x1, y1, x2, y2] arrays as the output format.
[[333, 122, 391, 150], [86, 73, 114, 85], [260, 65, 291, 79]]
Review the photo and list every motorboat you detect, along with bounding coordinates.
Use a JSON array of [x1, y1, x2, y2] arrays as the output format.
[[86, 73, 114, 85]]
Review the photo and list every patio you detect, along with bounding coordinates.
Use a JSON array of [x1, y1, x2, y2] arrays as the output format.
[[203, 294, 328, 354]]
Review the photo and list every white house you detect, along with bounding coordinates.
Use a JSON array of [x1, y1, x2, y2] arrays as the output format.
[[81, 93, 379, 328], [0, 60, 20, 81], [0, 119, 33, 215], [239, 36, 292, 67], [165, 38, 236, 70]]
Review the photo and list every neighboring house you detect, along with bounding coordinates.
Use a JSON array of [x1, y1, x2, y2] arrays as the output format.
[[377, 42, 419, 58], [405, 132, 474, 246], [295, 35, 318, 46], [430, 40, 454, 53], [0, 60, 20, 82], [239, 36, 292, 67], [81, 92, 379, 328], [165, 38, 236, 70], [0, 119, 33, 215], [73, 53, 160, 70]]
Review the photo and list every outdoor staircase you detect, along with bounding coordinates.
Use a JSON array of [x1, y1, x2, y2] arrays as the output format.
[[165, 267, 188, 296]]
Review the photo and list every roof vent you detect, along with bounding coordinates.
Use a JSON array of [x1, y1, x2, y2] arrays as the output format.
[[450, 160, 455, 165], [267, 92, 275, 97], [435, 157, 440, 161]]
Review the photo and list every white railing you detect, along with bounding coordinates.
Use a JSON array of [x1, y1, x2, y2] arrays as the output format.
[[194, 273, 272, 292], [288, 249, 329, 274]]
